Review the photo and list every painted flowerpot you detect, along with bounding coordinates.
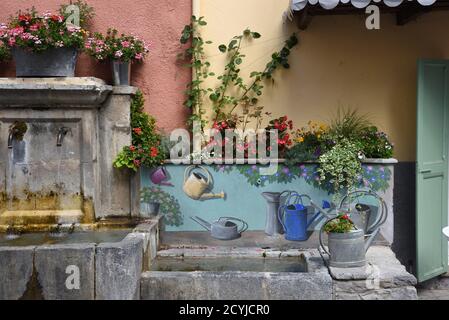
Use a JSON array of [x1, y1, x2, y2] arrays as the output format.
[[112, 61, 131, 86], [12, 47, 78, 77], [327, 229, 366, 268], [142, 202, 160, 217]]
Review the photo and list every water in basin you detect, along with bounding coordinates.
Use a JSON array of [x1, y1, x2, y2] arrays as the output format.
[[0, 228, 132, 246], [150, 256, 307, 272]]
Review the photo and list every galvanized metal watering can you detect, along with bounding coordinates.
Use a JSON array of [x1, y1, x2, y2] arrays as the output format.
[[278, 192, 322, 241], [190, 216, 248, 240], [319, 190, 388, 268]]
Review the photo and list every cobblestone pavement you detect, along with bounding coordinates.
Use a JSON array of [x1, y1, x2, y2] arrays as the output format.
[[417, 273, 449, 300], [418, 288, 449, 300]]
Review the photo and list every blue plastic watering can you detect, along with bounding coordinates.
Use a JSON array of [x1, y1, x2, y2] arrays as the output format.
[[278, 192, 322, 241]]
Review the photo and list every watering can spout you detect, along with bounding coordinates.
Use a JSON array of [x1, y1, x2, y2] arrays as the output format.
[[190, 216, 212, 231]]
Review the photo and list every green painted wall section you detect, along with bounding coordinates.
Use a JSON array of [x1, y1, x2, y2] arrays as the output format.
[[141, 163, 392, 232]]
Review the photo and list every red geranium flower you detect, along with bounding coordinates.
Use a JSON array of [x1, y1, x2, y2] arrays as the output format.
[[50, 15, 64, 22], [18, 14, 31, 23], [129, 145, 136, 151], [150, 147, 158, 157], [133, 127, 142, 135]]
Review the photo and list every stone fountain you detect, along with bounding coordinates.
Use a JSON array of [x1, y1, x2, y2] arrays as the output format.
[[0, 77, 140, 231]]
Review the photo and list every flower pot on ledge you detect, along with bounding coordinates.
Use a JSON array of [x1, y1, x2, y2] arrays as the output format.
[[112, 61, 131, 86], [12, 47, 78, 77]]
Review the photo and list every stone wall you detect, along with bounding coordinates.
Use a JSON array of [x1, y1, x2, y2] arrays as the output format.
[[0, 220, 160, 300]]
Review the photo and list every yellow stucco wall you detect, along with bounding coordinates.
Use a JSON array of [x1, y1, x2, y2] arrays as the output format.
[[198, 0, 449, 161]]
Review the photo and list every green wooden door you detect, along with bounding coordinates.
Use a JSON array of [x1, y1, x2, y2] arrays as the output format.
[[416, 59, 449, 282]]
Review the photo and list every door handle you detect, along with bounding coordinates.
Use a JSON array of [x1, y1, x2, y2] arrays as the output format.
[[420, 169, 431, 174]]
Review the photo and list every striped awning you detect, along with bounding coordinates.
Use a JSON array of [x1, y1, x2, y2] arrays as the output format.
[[291, 0, 437, 11]]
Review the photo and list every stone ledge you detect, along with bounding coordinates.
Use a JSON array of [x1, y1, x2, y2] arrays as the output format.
[[95, 233, 144, 300], [35, 243, 95, 300], [0, 77, 113, 105], [112, 85, 138, 95], [141, 271, 332, 300]]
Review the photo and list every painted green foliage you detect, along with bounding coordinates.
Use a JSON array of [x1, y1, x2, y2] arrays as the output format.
[[213, 163, 391, 194], [141, 186, 183, 226]]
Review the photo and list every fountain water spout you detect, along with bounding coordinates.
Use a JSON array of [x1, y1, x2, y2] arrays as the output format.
[[56, 127, 71, 147], [68, 223, 76, 234], [7, 131, 14, 149]]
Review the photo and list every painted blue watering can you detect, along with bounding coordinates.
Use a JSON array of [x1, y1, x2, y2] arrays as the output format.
[[278, 192, 322, 241]]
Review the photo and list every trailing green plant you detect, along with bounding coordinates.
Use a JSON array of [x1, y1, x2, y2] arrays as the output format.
[[317, 138, 363, 197], [323, 213, 355, 233], [178, 16, 212, 130], [113, 91, 166, 171], [0, 1, 93, 53], [179, 16, 298, 131]]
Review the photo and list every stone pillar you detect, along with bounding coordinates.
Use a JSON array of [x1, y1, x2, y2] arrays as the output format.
[[98, 86, 137, 218]]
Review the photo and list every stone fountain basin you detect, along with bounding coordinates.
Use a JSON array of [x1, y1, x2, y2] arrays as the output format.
[[0, 221, 160, 300], [141, 247, 333, 300]]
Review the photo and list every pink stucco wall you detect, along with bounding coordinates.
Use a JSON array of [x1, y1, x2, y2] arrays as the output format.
[[0, 0, 191, 131]]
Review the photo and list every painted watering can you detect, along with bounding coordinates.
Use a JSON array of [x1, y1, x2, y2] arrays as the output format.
[[183, 166, 225, 201], [278, 192, 322, 241], [190, 216, 248, 240], [150, 167, 173, 186], [318, 189, 388, 268]]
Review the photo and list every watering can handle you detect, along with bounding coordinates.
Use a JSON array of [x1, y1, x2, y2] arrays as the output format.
[[278, 205, 287, 232], [319, 218, 333, 257], [288, 192, 305, 206], [218, 217, 248, 233], [184, 165, 211, 184], [184, 165, 194, 183]]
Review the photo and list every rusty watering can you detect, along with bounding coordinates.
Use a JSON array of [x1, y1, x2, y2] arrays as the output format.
[[183, 166, 224, 200], [319, 190, 388, 268]]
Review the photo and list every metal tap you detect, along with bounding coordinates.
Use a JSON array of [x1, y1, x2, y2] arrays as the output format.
[[57, 127, 71, 147]]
